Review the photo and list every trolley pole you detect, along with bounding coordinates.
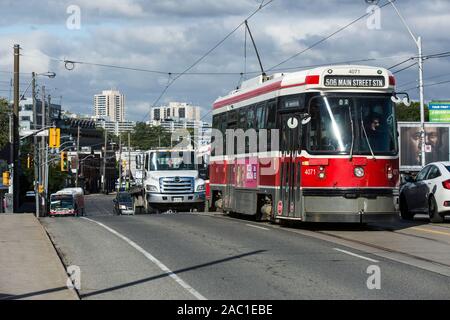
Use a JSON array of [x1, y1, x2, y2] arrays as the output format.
[[12, 44, 20, 213]]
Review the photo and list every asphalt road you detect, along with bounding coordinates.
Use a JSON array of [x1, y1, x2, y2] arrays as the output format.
[[41, 194, 450, 300]]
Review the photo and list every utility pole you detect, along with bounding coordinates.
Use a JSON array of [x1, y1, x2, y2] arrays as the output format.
[[75, 125, 80, 187], [389, 0, 426, 167], [41, 86, 46, 215], [102, 129, 107, 194], [47, 94, 51, 127], [118, 133, 122, 191], [417, 36, 426, 167], [32, 72, 40, 217], [128, 132, 131, 191], [12, 44, 20, 213]]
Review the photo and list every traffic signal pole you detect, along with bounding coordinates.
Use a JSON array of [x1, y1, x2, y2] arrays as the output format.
[[75, 125, 80, 187], [12, 45, 20, 212]]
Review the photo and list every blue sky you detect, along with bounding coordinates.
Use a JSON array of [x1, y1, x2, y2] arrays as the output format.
[[0, 0, 449, 122]]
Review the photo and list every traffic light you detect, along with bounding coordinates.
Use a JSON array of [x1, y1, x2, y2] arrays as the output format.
[[49, 128, 61, 148], [2, 171, 10, 186], [27, 154, 31, 169], [61, 151, 69, 172]]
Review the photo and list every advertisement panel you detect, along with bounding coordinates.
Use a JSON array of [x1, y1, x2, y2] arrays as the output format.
[[429, 101, 450, 122], [399, 122, 450, 171]]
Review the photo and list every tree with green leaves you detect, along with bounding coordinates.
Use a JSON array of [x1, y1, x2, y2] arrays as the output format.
[[128, 123, 172, 150], [0, 98, 10, 151], [395, 101, 429, 122]]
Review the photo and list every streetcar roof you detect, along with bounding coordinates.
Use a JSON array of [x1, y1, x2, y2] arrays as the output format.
[[213, 65, 394, 111]]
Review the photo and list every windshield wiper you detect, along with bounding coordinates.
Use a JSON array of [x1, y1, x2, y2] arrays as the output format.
[[360, 108, 376, 160], [348, 104, 354, 160]]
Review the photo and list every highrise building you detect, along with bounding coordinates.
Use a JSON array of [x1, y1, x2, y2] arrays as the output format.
[[94, 90, 125, 122], [151, 102, 200, 122], [149, 102, 210, 147]]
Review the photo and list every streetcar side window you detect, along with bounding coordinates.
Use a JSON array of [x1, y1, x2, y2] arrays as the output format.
[[227, 109, 238, 127], [266, 100, 277, 129], [212, 114, 222, 156], [238, 107, 246, 129], [246, 105, 255, 129], [255, 102, 267, 130], [266, 99, 277, 151]]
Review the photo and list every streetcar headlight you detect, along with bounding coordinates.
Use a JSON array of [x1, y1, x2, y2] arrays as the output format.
[[354, 167, 365, 178]]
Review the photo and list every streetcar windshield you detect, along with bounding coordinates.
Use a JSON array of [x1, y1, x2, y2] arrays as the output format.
[[308, 95, 397, 155], [149, 151, 197, 171]]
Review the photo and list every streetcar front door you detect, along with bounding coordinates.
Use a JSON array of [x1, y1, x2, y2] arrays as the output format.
[[279, 113, 303, 219]]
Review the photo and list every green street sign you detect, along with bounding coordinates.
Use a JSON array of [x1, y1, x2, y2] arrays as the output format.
[[429, 102, 450, 122]]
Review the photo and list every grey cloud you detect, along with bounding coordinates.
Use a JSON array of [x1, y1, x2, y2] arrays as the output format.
[[1, 0, 449, 122]]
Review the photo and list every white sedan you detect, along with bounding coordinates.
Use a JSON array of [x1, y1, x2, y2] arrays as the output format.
[[399, 162, 450, 223]]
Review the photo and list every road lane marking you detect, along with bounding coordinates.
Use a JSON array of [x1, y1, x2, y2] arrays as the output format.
[[81, 217, 206, 300], [245, 224, 269, 231], [334, 248, 379, 263], [410, 227, 450, 237]]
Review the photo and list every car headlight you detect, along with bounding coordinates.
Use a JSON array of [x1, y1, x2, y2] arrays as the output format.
[[120, 205, 127, 210], [196, 184, 205, 192], [146, 185, 158, 192]]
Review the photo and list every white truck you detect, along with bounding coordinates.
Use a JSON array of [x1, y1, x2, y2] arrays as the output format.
[[130, 149, 206, 213]]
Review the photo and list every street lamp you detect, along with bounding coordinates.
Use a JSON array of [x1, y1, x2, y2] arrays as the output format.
[[20, 72, 56, 101], [29, 71, 56, 218], [388, 0, 426, 167]]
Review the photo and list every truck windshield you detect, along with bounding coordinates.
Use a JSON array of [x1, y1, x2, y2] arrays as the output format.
[[50, 195, 74, 210], [307, 95, 398, 155], [149, 151, 197, 171]]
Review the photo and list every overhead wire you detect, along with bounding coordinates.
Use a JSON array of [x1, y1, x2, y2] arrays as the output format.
[[140, 0, 276, 122], [267, 0, 396, 71]]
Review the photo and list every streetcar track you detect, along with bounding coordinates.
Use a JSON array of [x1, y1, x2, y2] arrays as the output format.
[[314, 229, 450, 269], [203, 213, 450, 270]]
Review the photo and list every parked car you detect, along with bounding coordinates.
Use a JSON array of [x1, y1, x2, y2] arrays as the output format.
[[113, 192, 134, 215], [399, 162, 450, 223]]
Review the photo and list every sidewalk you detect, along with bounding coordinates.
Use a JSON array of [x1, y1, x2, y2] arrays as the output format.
[[0, 214, 78, 300]]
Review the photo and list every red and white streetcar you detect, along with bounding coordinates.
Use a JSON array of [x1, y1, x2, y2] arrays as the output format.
[[209, 65, 400, 223]]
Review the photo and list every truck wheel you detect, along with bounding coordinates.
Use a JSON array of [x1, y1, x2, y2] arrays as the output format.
[[195, 203, 204, 213]]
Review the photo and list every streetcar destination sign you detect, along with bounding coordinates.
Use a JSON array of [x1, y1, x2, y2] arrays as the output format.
[[324, 75, 385, 88]]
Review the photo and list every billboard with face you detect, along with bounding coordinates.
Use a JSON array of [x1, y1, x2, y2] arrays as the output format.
[[400, 123, 450, 170]]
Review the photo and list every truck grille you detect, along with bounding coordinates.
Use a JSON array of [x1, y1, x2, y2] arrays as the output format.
[[159, 177, 194, 194]]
